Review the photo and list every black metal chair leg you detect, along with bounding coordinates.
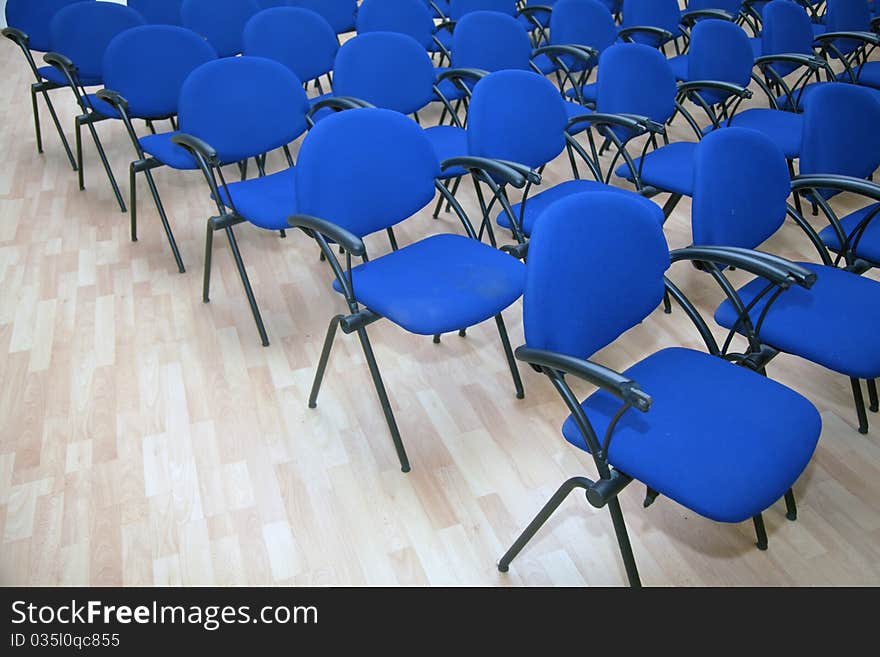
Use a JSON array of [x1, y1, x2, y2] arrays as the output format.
[[662, 289, 672, 314], [458, 328, 467, 337], [30, 86, 43, 154], [40, 89, 77, 171], [308, 315, 342, 408], [868, 378, 878, 413], [784, 488, 797, 521], [85, 119, 126, 212], [752, 513, 768, 550], [433, 334, 441, 344], [444, 176, 462, 213], [203, 220, 214, 303], [432, 181, 448, 219], [75, 115, 84, 190], [144, 168, 185, 273], [356, 326, 410, 473], [851, 377, 869, 434], [495, 313, 524, 399], [498, 476, 593, 573], [607, 497, 642, 587], [225, 225, 269, 347], [129, 163, 138, 242], [661, 193, 682, 220]]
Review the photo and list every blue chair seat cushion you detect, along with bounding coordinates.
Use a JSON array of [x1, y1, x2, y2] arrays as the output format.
[[667, 53, 688, 82], [561, 347, 821, 523], [564, 101, 593, 135], [564, 82, 598, 106], [615, 141, 697, 196], [714, 262, 880, 380], [532, 53, 559, 75], [435, 68, 470, 102], [331, 234, 526, 335], [705, 109, 803, 160], [496, 179, 664, 237], [139, 131, 197, 170], [217, 167, 297, 231], [83, 93, 121, 119], [855, 62, 880, 89], [39, 65, 101, 87], [818, 203, 880, 265], [424, 125, 468, 178], [749, 36, 761, 58]]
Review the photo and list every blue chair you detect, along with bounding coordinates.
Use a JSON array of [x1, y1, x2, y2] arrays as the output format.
[[496, 190, 821, 586], [433, 0, 519, 54], [169, 57, 312, 346], [2, 0, 95, 170], [288, 0, 358, 35], [128, 0, 184, 25], [816, 0, 880, 91], [41, 1, 147, 212], [243, 6, 338, 94], [557, 0, 623, 108], [666, 19, 754, 87], [620, 0, 685, 52], [94, 25, 217, 273], [288, 108, 530, 472], [181, 0, 259, 57], [356, 0, 444, 56], [691, 118, 880, 436]]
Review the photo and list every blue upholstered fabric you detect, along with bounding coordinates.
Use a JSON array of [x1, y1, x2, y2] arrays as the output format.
[[331, 234, 525, 335], [218, 168, 296, 230], [692, 129, 791, 248], [288, 0, 357, 33], [82, 93, 120, 119], [549, 0, 618, 72], [818, 203, 880, 265], [760, 0, 815, 78], [668, 53, 688, 82], [777, 80, 880, 112], [333, 33, 436, 116], [467, 70, 568, 169], [5, 0, 94, 52], [685, 20, 753, 105], [181, 0, 259, 57], [823, 0, 872, 56], [452, 11, 532, 72], [620, 0, 682, 47], [356, 0, 435, 50], [855, 62, 880, 89], [128, 0, 184, 25], [524, 192, 670, 358], [496, 179, 664, 236], [709, 109, 803, 160], [103, 25, 217, 120], [243, 7, 338, 83], [448, 0, 517, 19], [615, 142, 697, 196], [424, 125, 468, 176], [715, 262, 880, 379], [38, 64, 101, 87], [48, 2, 146, 83], [295, 109, 440, 237], [561, 347, 821, 523], [178, 57, 310, 164], [139, 131, 197, 169]]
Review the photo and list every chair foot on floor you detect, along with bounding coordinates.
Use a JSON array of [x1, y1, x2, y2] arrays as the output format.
[[753, 513, 768, 551], [784, 489, 797, 521], [851, 378, 870, 434]]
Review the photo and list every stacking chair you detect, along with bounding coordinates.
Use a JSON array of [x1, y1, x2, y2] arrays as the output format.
[[289, 108, 530, 472], [619, 0, 685, 52], [434, 0, 519, 54], [666, 18, 753, 86], [41, 1, 147, 212], [243, 6, 339, 94], [496, 190, 821, 586], [690, 120, 880, 435], [168, 57, 312, 346], [93, 25, 217, 273], [288, 0, 358, 35], [356, 0, 449, 60], [128, 0, 184, 25], [2, 0, 95, 171], [180, 0, 259, 58]]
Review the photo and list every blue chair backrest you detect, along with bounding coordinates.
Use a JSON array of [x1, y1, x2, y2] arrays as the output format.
[[549, 0, 618, 70], [178, 57, 310, 163], [800, 84, 880, 194], [243, 7, 338, 83], [467, 70, 568, 169], [686, 0, 743, 14], [256, 0, 289, 6], [294, 108, 440, 238], [688, 20, 753, 105], [103, 24, 216, 119], [181, 0, 259, 58], [523, 191, 671, 358], [49, 2, 146, 81], [5, 0, 95, 52], [621, 0, 682, 45], [691, 128, 790, 249], [760, 0, 814, 77], [449, 0, 517, 20], [333, 33, 436, 116], [824, 0, 871, 55], [596, 43, 678, 132], [288, 0, 357, 33], [128, 0, 183, 25], [356, 0, 435, 50], [452, 11, 532, 71]]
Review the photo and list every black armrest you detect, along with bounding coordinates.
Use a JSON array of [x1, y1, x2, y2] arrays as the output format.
[[501, 242, 529, 260], [519, 5, 554, 16], [568, 112, 665, 135], [43, 51, 76, 73], [670, 246, 816, 289], [680, 9, 735, 25], [441, 156, 532, 188], [288, 214, 366, 257], [515, 346, 652, 412], [791, 174, 880, 203], [96, 89, 129, 112], [436, 67, 489, 84], [170, 132, 217, 164], [2, 26, 29, 47], [618, 25, 675, 43], [755, 53, 827, 70], [309, 95, 372, 116], [814, 31, 880, 46], [871, 16, 880, 32], [532, 44, 599, 64], [678, 80, 753, 100]]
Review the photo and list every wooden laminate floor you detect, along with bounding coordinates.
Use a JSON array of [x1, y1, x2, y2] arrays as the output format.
[[1, 38, 879, 586]]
